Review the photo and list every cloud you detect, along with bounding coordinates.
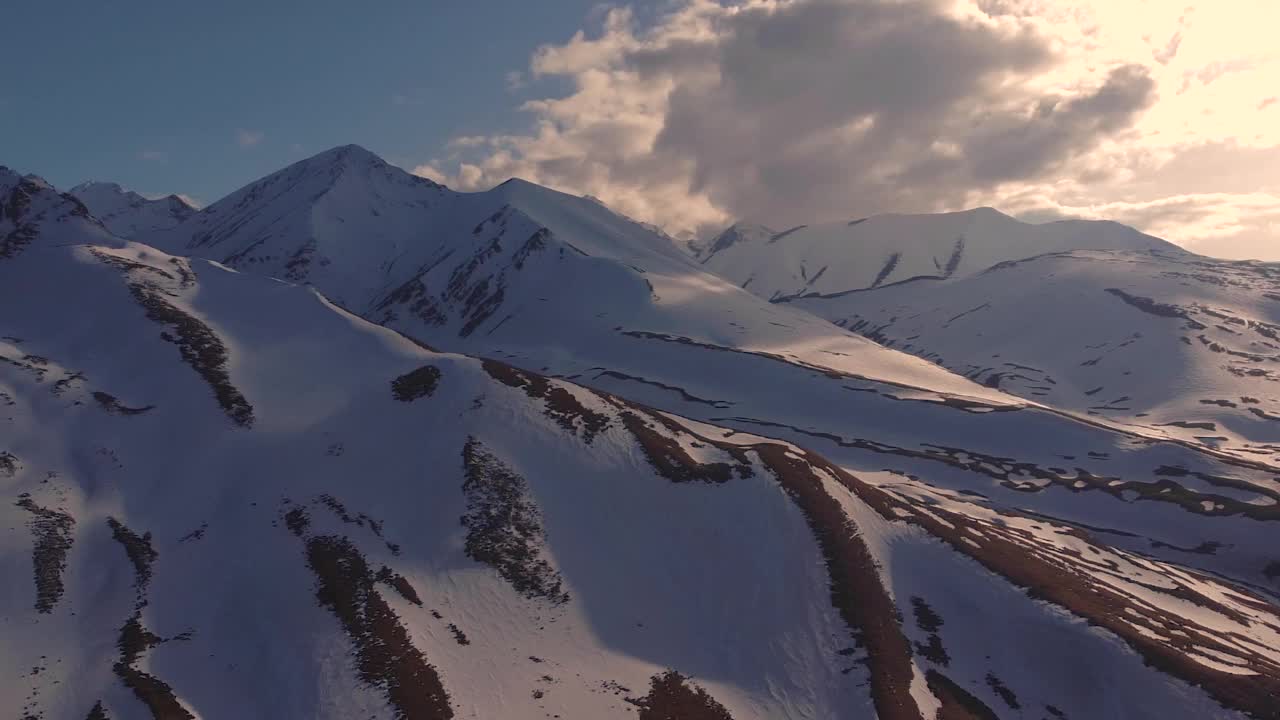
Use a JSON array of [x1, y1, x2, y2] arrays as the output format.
[[138, 149, 167, 162], [236, 129, 264, 148], [420, 0, 1280, 258], [1153, 31, 1182, 65]]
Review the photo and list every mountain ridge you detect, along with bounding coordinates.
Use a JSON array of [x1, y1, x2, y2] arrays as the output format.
[[6, 148, 1280, 719]]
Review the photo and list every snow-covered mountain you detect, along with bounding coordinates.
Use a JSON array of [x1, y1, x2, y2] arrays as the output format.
[[146, 145, 1006, 403], [3, 168, 120, 258], [787, 249, 1280, 466], [70, 181, 195, 239], [698, 208, 1179, 301], [6, 157, 1280, 719]]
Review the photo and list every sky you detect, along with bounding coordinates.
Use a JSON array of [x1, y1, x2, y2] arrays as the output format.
[[5, 0, 1278, 259]]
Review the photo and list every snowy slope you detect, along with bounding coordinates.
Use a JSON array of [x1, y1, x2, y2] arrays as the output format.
[[148, 146, 1010, 403], [70, 181, 194, 239], [17, 149, 1280, 712], [3, 181, 1280, 720], [698, 208, 1179, 301], [2, 168, 120, 256], [143, 150, 1280, 606], [787, 249, 1280, 465]]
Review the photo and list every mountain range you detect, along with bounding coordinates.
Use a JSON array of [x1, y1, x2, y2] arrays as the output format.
[[2, 147, 1278, 720]]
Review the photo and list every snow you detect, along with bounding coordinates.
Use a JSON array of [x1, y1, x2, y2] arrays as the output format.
[[787, 248, 1280, 465], [70, 181, 195, 238], [3, 148, 1277, 719], [699, 207, 1180, 301]]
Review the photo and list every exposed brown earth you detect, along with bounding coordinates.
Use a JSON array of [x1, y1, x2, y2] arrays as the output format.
[[391, 364, 442, 402], [124, 282, 254, 427], [92, 391, 154, 416], [446, 623, 470, 646], [301, 533, 454, 719], [628, 671, 734, 720], [106, 517, 193, 720], [376, 566, 424, 606], [985, 673, 1020, 710], [816, 457, 1280, 719], [926, 669, 1000, 720], [910, 597, 950, 666], [482, 359, 610, 443], [460, 438, 569, 605], [91, 249, 253, 426], [14, 494, 74, 613], [1, 450, 19, 476], [113, 614, 193, 720], [620, 411, 750, 484], [750, 444, 922, 720], [107, 517, 158, 594]]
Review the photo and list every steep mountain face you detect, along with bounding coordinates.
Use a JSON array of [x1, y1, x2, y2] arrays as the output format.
[[70, 182, 194, 239], [149, 146, 1007, 403], [698, 208, 1179, 301], [8, 156, 1280, 719], [2, 167, 119, 258]]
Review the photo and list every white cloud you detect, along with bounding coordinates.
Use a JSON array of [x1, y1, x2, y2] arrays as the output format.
[[419, 0, 1280, 258], [236, 129, 265, 148]]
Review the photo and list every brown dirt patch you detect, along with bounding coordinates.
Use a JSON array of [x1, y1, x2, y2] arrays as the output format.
[[481, 358, 610, 443], [376, 566, 424, 606], [106, 518, 192, 720], [1, 451, 19, 476], [92, 391, 154, 416], [302, 533, 454, 719], [752, 445, 921, 720], [823, 459, 1280, 719], [121, 278, 254, 427], [113, 613, 192, 720], [107, 517, 158, 595], [460, 438, 568, 605], [391, 364, 442, 402], [985, 673, 1020, 710], [628, 671, 734, 720], [14, 494, 75, 613], [926, 669, 999, 720]]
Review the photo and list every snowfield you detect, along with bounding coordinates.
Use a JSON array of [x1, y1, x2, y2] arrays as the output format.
[[3, 154, 1279, 720]]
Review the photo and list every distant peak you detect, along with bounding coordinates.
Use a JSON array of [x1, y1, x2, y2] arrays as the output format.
[[309, 143, 384, 165], [71, 181, 126, 194], [702, 220, 778, 257], [495, 177, 539, 191]]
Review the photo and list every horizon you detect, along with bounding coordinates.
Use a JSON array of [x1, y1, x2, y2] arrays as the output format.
[[23, 143, 1184, 248], [6, 0, 1278, 259]]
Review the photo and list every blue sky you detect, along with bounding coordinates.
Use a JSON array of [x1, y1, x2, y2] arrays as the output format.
[[3, 0, 602, 204], [4, 0, 1277, 257]]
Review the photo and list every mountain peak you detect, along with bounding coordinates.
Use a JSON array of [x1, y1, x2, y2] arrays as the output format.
[[305, 143, 387, 170], [71, 180, 128, 195]]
